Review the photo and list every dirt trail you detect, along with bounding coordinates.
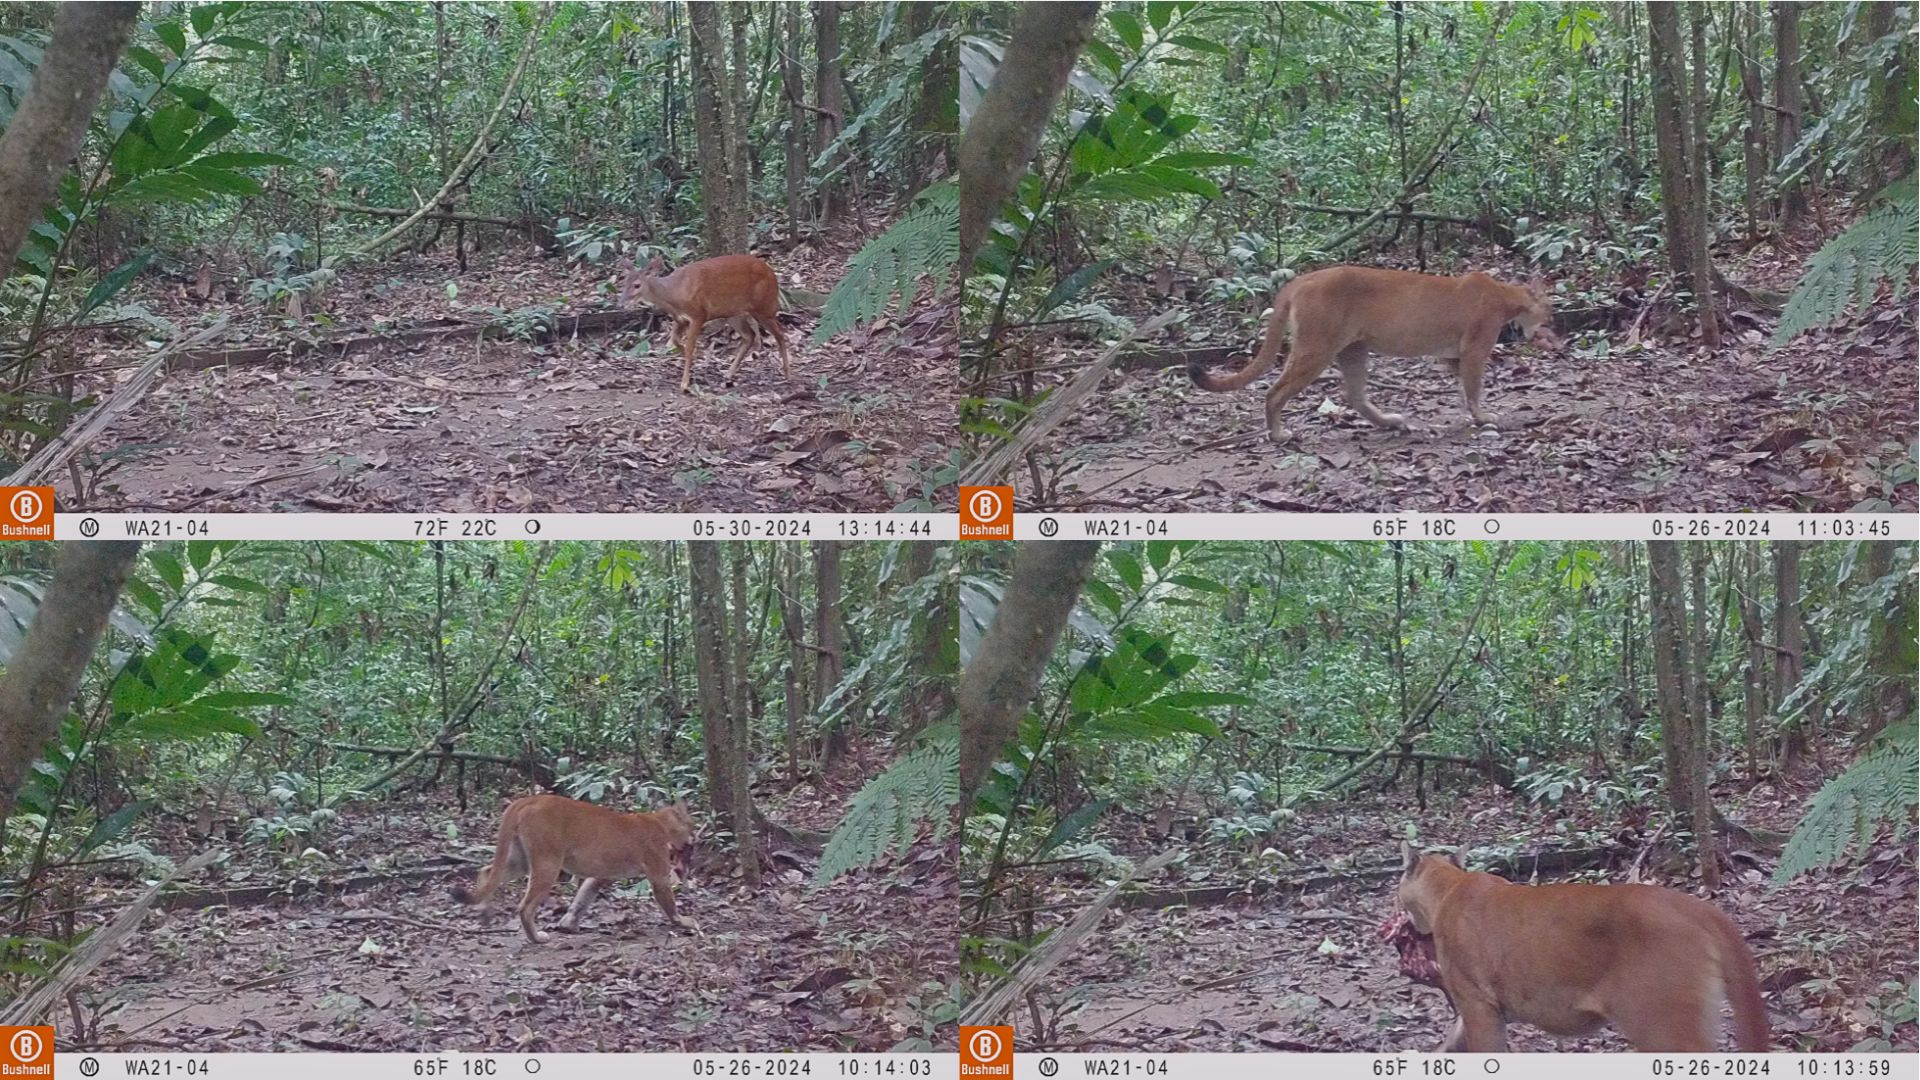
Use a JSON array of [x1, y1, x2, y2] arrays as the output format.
[[1012, 247, 1914, 513], [58, 235, 955, 513], [88, 781, 955, 1052], [994, 769, 1916, 1053]]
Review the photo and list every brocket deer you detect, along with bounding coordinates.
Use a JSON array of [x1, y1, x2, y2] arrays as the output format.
[[617, 253, 793, 393]]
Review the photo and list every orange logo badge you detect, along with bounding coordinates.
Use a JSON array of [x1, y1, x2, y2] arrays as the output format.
[[0, 487, 54, 540], [959, 486, 1013, 540], [0, 1026, 53, 1076], [959, 1025, 1013, 1077]]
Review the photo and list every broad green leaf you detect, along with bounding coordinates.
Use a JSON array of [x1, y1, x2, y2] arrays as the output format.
[[78, 254, 153, 319], [1168, 33, 1230, 55], [1107, 10, 1144, 50], [1145, 540, 1175, 573], [154, 21, 188, 59], [1083, 37, 1123, 78], [147, 550, 184, 591]]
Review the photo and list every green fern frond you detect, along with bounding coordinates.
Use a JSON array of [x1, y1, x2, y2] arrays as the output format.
[[811, 181, 958, 345], [1774, 721, 1918, 887], [1772, 179, 1918, 346], [814, 722, 959, 887]]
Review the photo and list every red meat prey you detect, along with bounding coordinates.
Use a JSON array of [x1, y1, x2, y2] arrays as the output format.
[[1379, 909, 1443, 987]]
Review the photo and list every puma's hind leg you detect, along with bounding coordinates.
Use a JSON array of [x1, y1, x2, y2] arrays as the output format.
[[517, 853, 564, 944], [1260, 340, 1339, 443], [557, 877, 604, 933], [1333, 344, 1408, 430]]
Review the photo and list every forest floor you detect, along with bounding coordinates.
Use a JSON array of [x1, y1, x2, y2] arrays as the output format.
[[57, 215, 956, 513], [1014, 239, 1916, 513], [82, 757, 957, 1052], [986, 744, 1917, 1052]]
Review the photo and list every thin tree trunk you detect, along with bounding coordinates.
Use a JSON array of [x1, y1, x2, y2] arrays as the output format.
[[1738, 545, 1766, 777], [728, 1, 754, 196], [811, 0, 848, 223], [1686, 4, 1721, 347], [958, 541, 1102, 808], [904, 0, 957, 195], [1735, 6, 1771, 238], [350, 4, 551, 258], [688, 541, 735, 820], [1686, 542, 1719, 888], [903, 542, 955, 738], [0, 3, 140, 274], [688, 2, 750, 254], [1647, 3, 1696, 287], [956, 2, 1101, 280], [811, 541, 847, 766], [726, 543, 759, 887], [0, 543, 141, 838], [1863, 2, 1916, 190], [1773, 1, 1808, 229], [1771, 540, 1808, 768], [779, 544, 807, 778], [1647, 540, 1694, 818], [780, 3, 807, 232]]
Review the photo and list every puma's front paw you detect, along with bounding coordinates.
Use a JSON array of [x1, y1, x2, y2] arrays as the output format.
[[530, 930, 552, 944], [557, 916, 579, 932], [1375, 411, 1410, 430], [1470, 414, 1500, 430]]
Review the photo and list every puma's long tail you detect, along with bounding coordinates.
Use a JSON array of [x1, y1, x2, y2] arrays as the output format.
[[1189, 287, 1293, 392], [453, 817, 521, 906], [1716, 912, 1770, 1051]]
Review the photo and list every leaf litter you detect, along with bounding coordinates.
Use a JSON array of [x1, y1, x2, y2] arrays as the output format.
[[1012, 245, 1915, 513], [82, 761, 956, 1052], [57, 224, 955, 512], [986, 732, 1916, 1053]]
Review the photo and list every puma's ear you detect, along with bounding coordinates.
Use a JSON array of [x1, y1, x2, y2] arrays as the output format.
[[645, 253, 666, 274], [1401, 840, 1419, 872], [1526, 272, 1549, 296], [1444, 848, 1465, 869]]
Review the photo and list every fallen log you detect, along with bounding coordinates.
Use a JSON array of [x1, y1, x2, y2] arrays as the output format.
[[1283, 742, 1481, 766], [167, 307, 649, 372], [327, 742, 526, 767], [157, 854, 475, 912], [1119, 843, 1623, 911], [5, 318, 232, 488], [1281, 201, 1482, 227], [329, 202, 529, 230], [0, 851, 220, 1026]]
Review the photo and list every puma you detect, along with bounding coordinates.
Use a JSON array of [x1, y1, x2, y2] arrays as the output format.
[[1188, 266, 1560, 442], [1389, 843, 1769, 1052], [453, 794, 695, 944]]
